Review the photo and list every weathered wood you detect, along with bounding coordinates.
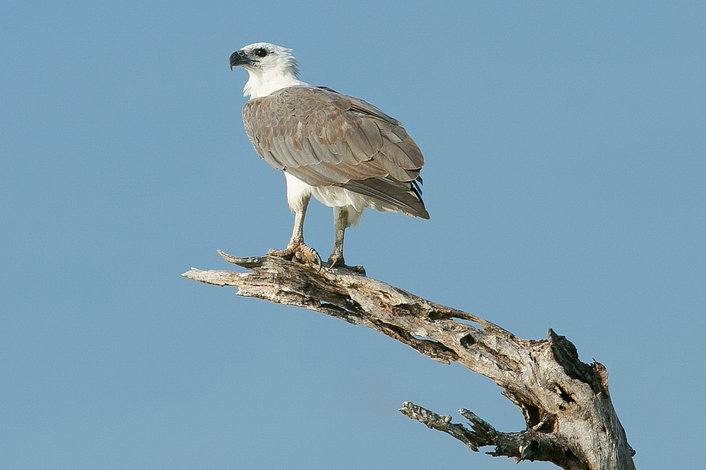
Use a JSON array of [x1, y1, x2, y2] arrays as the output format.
[[183, 252, 635, 470]]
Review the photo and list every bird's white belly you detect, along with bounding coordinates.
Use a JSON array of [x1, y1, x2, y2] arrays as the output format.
[[284, 172, 399, 223]]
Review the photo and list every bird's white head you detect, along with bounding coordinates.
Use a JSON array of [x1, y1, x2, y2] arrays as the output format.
[[229, 42, 308, 99]]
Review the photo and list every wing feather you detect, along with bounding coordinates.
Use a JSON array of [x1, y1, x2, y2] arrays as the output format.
[[356, 118, 384, 151], [343, 177, 429, 219], [263, 150, 284, 170], [270, 138, 300, 168], [242, 85, 427, 216]]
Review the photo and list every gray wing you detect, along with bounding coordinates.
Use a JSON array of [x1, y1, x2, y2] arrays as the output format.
[[242, 86, 428, 219]]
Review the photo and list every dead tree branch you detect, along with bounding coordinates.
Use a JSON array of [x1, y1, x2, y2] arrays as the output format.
[[183, 251, 635, 470]]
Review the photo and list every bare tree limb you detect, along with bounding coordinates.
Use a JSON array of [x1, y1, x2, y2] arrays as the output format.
[[183, 252, 635, 470]]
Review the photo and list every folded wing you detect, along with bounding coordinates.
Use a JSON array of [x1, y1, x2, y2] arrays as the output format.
[[242, 86, 428, 218]]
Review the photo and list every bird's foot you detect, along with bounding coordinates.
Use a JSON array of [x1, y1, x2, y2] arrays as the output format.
[[327, 254, 366, 275], [268, 243, 322, 270]]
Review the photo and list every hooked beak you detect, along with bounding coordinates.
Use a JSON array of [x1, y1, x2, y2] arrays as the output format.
[[229, 50, 251, 70]]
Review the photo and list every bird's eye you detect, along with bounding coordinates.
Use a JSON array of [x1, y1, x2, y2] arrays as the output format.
[[255, 48, 268, 58]]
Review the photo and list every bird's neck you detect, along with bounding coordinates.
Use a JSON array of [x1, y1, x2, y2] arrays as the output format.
[[244, 69, 308, 99]]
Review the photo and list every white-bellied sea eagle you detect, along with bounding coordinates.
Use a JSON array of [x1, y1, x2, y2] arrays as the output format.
[[229, 42, 428, 270]]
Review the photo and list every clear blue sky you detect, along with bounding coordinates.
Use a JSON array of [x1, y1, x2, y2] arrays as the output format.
[[2, 1, 704, 469]]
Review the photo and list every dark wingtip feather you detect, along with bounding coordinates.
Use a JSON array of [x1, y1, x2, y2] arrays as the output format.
[[414, 208, 430, 219]]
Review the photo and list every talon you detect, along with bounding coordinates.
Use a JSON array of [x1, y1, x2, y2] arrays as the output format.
[[350, 265, 366, 275], [294, 245, 322, 271], [268, 243, 321, 270], [326, 254, 365, 275], [328, 254, 343, 269]]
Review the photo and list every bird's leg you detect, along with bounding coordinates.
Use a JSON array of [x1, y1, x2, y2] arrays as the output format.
[[328, 207, 348, 268], [268, 194, 321, 268], [328, 207, 365, 274]]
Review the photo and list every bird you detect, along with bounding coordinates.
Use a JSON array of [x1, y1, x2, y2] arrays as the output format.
[[229, 42, 429, 270]]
